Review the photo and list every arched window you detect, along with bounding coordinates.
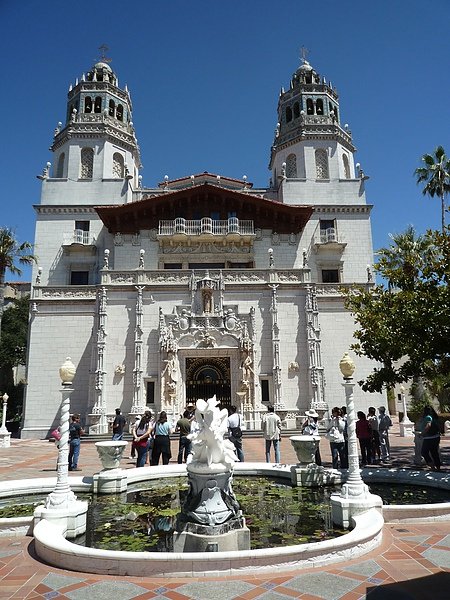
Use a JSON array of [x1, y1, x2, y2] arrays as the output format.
[[112, 153, 125, 178], [286, 106, 292, 123], [56, 153, 65, 178], [316, 99, 324, 115], [116, 104, 124, 121], [84, 97, 92, 113], [286, 153, 297, 178], [80, 147, 94, 179], [108, 100, 115, 117], [306, 98, 314, 115], [94, 96, 102, 113], [343, 154, 350, 179], [315, 149, 329, 179], [293, 102, 300, 119]]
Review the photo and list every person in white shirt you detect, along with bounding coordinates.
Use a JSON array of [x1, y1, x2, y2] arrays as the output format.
[[378, 406, 392, 462], [262, 405, 282, 463], [326, 406, 347, 469]]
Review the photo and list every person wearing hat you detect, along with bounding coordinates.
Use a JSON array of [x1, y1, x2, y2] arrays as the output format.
[[302, 408, 322, 465]]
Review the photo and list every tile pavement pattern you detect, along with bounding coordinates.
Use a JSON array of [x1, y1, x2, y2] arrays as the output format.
[[1, 421, 450, 599]]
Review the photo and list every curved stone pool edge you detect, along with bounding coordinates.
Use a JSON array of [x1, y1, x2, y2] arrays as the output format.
[[33, 510, 383, 577]]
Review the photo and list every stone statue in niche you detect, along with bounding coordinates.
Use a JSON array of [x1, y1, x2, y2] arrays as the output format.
[[240, 353, 254, 383], [162, 351, 178, 397], [202, 290, 213, 314]]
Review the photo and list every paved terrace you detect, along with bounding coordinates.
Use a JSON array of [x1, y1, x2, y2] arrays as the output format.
[[0, 419, 449, 599]]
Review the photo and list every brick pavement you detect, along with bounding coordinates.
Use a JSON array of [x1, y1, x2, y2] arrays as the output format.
[[0, 419, 449, 599]]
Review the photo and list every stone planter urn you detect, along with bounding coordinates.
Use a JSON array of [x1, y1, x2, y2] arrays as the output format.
[[95, 441, 128, 470], [290, 435, 320, 465]]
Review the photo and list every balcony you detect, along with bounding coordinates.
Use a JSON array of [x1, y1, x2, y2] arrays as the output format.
[[314, 228, 346, 253], [158, 218, 255, 242], [62, 229, 97, 249]]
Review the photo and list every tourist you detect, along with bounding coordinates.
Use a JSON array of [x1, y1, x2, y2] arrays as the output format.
[[326, 407, 347, 469], [68, 414, 84, 471], [302, 408, 321, 465], [356, 411, 372, 467], [262, 405, 282, 463], [111, 408, 126, 441], [130, 415, 141, 459], [378, 406, 392, 462], [175, 410, 192, 464], [151, 411, 173, 466], [420, 406, 441, 471], [134, 411, 154, 468], [367, 406, 380, 464], [227, 405, 244, 462]]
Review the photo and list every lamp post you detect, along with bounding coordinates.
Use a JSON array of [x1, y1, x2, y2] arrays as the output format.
[[330, 352, 383, 528], [399, 385, 414, 437], [44, 358, 77, 509], [34, 357, 88, 538], [0, 393, 11, 447], [338, 353, 366, 498]]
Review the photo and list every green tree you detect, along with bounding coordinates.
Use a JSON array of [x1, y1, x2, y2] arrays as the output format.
[[415, 145, 450, 233], [0, 295, 30, 418], [343, 228, 449, 393], [0, 228, 36, 336]]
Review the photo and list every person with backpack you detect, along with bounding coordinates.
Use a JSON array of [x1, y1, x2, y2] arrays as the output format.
[[227, 405, 244, 462], [68, 414, 84, 471], [420, 406, 441, 471]]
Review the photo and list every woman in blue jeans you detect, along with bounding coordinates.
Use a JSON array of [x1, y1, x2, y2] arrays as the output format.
[[134, 411, 154, 467]]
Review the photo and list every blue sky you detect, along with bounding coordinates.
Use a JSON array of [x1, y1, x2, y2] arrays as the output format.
[[1, 0, 449, 281]]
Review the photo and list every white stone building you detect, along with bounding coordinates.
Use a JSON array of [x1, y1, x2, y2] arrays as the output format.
[[22, 56, 383, 439]]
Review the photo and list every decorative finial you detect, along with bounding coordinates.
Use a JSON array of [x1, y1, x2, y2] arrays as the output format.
[[339, 352, 355, 379]]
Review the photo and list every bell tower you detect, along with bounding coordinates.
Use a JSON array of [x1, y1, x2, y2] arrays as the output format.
[[41, 53, 141, 206], [269, 51, 363, 206]]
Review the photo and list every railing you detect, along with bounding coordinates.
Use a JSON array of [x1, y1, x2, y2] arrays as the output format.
[[319, 228, 338, 244], [158, 218, 254, 236], [63, 230, 96, 245]]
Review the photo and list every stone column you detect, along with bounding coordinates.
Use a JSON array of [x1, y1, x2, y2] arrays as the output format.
[[269, 283, 284, 410]]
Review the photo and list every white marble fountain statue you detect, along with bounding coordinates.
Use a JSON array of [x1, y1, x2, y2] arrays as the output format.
[[173, 395, 250, 552]]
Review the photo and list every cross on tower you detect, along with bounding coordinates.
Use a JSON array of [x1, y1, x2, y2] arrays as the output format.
[[98, 44, 111, 63], [300, 46, 309, 64]]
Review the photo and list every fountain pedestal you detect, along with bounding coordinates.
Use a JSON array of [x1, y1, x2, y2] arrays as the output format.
[[93, 441, 128, 494], [289, 435, 342, 487], [174, 462, 250, 552]]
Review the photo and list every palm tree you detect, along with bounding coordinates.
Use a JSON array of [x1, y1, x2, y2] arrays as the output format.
[[375, 225, 432, 290], [0, 227, 36, 337], [415, 145, 450, 232]]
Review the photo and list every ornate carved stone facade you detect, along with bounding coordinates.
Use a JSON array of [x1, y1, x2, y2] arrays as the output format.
[[21, 54, 384, 439]]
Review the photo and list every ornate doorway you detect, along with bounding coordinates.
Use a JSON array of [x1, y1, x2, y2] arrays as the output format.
[[185, 357, 231, 406]]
